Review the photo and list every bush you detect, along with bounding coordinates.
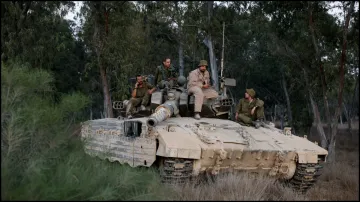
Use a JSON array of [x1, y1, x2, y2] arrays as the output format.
[[1, 62, 169, 200]]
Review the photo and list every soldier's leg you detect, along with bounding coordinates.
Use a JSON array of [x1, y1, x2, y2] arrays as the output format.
[[189, 86, 204, 112], [126, 98, 142, 116], [237, 114, 253, 124], [141, 93, 151, 106], [203, 88, 219, 99], [255, 106, 265, 120]]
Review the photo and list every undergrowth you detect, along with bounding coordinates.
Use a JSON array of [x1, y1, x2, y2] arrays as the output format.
[[1, 62, 169, 200]]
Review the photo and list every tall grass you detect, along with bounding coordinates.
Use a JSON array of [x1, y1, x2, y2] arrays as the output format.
[[167, 173, 307, 201], [1, 62, 169, 200]]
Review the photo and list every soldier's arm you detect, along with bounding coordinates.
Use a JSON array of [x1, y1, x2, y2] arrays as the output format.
[[255, 99, 264, 107], [147, 83, 156, 94], [205, 71, 211, 85], [154, 67, 159, 86], [132, 87, 137, 98], [173, 66, 179, 78], [188, 71, 202, 88], [236, 99, 243, 114], [167, 66, 178, 80]]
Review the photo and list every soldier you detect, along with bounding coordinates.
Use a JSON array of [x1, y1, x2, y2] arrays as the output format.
[[187, 60, 219, 120], [126, 75, 156, 119], [154, 57, 178, 87], [235, 88, 265, 128]]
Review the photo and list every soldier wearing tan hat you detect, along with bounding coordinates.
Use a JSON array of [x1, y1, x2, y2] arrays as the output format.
[[187, 60, 219, 120], [235, 88, 265, 128]]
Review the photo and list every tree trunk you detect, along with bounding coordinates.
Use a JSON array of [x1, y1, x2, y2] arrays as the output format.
[[204, 1, 219, 90], [340, 112, 343, 124], [274, 105, 277, 123], [174, 2, 184, 76], [178, 36, 184, 76], [98, 55, 114, 118], [303, 68, 328, 148], [348, 75, 359, 130], [308, 2, 331, 126], [342, 102, 350, 128], [281, 66, 293, 127], [92, 1, 114, 118], [327, 1, 355, 163]]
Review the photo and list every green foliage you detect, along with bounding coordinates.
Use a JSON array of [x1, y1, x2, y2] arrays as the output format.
[[1, 62, 170, 200]]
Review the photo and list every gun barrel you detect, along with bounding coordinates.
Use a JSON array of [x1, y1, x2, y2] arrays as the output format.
[[146, 102, 175, 127]]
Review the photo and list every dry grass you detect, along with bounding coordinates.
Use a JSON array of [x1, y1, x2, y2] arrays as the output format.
[[306, 128, 359, 201], [167, 173, 307, 201], [166, 127, 359, 201]]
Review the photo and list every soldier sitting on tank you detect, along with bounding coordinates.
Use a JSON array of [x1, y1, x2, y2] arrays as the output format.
[[126, 75, 156, 119], [187, 60, 219, 120], [235, 88, 265, 128], [154, 57, 178, 87]]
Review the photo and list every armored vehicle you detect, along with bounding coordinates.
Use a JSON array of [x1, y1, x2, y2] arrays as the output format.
[[80, 75, 328, 192]]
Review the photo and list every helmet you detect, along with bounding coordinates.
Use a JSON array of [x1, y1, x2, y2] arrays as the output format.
[[177, 76, 187, 87]]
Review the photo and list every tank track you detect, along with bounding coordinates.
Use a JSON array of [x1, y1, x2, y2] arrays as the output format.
[[159, 158, 193, 184], [288, 160, 324, 192]]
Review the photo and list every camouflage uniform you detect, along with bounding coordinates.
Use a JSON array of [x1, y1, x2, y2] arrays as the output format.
[[154, 64, 178, 86], [187, 60, 219, 113], [126, 82, 154, 116], [236, 92, 265, 125]]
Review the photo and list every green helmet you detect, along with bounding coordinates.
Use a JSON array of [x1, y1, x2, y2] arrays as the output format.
[[177, 76, 187, 87]]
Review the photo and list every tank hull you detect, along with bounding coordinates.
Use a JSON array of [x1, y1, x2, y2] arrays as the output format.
[[81, 117, 327, 191]]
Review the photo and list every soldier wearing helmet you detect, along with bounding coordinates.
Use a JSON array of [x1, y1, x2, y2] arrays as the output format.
[[187, 60, 219, 120], [235, 88, 265, 128]]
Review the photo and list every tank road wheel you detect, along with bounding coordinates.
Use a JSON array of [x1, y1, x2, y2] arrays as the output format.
[[159, 157, 193, 184], [288, 160, 324, 193]]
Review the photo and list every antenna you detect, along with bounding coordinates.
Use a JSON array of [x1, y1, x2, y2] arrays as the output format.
[[220, 21, 225, 78]]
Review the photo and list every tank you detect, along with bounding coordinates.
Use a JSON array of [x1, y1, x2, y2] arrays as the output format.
[[81, 75, 328, 193]]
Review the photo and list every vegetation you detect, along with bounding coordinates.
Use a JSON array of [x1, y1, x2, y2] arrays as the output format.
[[1, 0, 358, 200]]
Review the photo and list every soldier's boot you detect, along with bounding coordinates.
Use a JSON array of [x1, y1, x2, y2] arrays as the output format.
[[252, 118, 265, 129], [194, 112, 201, 120], [140, 105, 146, 111], [252, 120, 261, 129], [258, 118, 266, 127]]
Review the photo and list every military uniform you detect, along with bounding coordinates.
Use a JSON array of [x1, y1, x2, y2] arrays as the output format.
[[126, 82, 154, 116], [154, 64, 178, 86], [187, 60, 219, 113], [236, 89, 265, 125]]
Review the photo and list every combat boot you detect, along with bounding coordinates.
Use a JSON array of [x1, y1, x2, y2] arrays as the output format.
[[194, 112, 201, 120], [257, 118, 266, 126], [140, 105, 146, 111], [252, 120, 260, 129], [253, 118, 265, 128]]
